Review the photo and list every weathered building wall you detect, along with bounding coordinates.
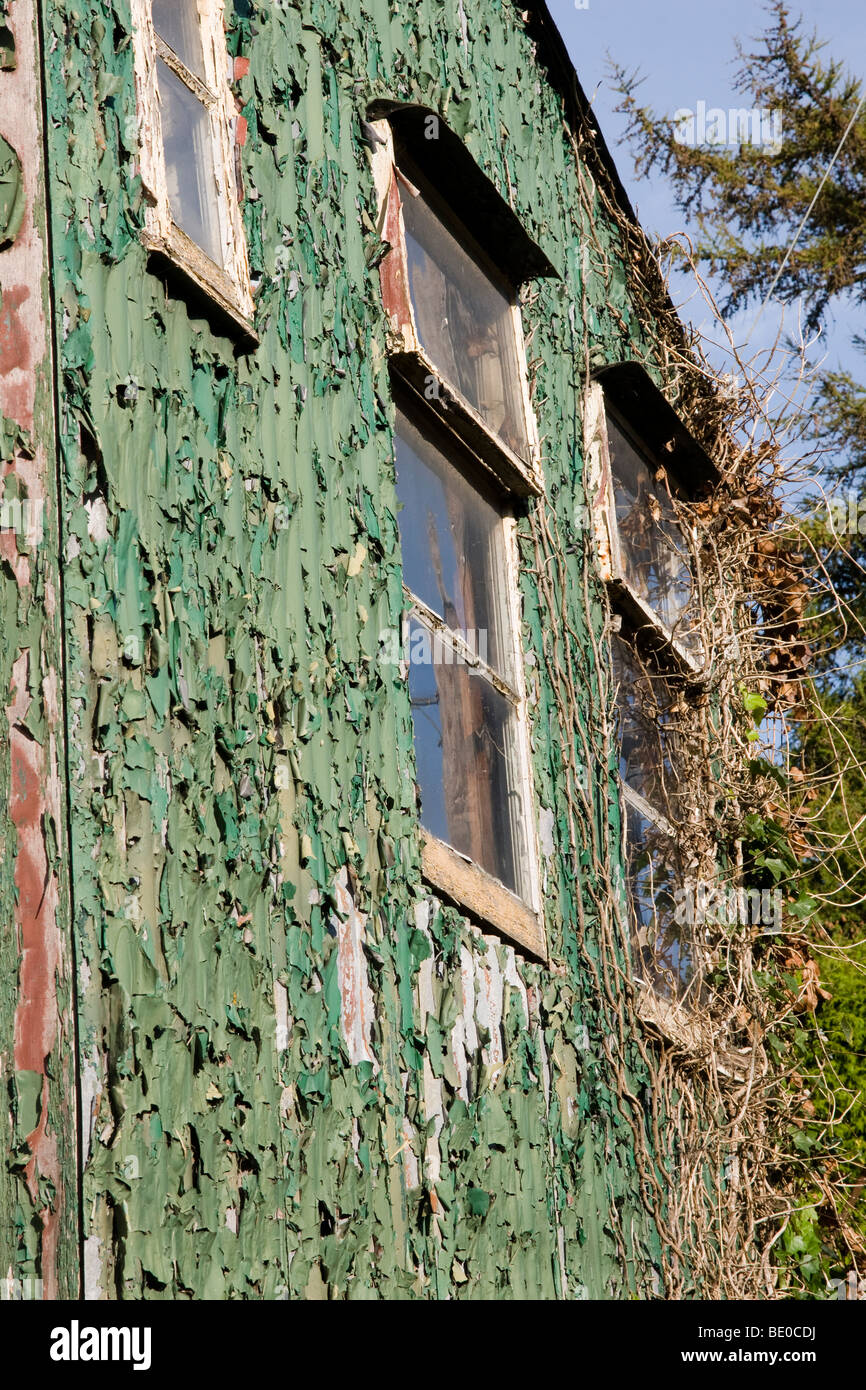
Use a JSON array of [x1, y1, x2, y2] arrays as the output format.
[[4, 0, 695, 1297]]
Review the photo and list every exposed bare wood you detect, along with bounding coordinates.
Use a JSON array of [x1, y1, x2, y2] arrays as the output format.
[[421, 832, 547, 960]]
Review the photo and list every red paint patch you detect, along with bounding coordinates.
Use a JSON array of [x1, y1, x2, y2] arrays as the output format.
[[0, 283, 32, 377], [10, 727, 57, 1073]]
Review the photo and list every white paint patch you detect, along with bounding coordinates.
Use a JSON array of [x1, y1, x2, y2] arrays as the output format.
[[446, 945, 477, 1102], [79, 1051, 102, 1166], [274, 980, 290, 1053], [83, 1235, 105, 1301], [401, 1115, 419, 1191], [86, 496, 109, 543], [538, 805, 555, 859], [503, 947, 529, 1026], [415, 920, 443, 1189], [475, 942, 504, 1067], [332, 867, 377, 1069], [459, 946, 478, 1055]]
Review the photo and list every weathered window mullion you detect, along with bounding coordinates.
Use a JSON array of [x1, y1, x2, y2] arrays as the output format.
[[154, 36, 216, 107], [405, 593, 521, 706]]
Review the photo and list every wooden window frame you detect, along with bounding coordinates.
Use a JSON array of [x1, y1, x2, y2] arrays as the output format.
[[371, 118, 546, 960], [130, 0, 255, 333], [584, 380, 702, 675]]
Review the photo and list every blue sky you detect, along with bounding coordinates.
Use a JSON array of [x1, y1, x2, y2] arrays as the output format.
[[545, 0, 866, 436]]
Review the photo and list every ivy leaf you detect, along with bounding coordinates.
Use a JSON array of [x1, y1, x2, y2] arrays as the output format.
[[761, 856, 789, 882], [742, 689, 768, 722]]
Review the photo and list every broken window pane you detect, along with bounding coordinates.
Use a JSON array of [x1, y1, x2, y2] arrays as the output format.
[[394, 410, 513, 683], [407, 618, 527, 898], [400, 179, 530, 459], [152, 0, 205, 79], [157, 59, 223, 266], [625, 800, 699, 1004], [607, 413, 697, 649]]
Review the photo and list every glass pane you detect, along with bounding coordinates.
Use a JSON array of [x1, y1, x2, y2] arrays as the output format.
[[394, 411, 513, 683], [152, 0, 205, 78], [607, 413, 697, 650], [625, 801, 699, 1004], [157, 60, 223, 266], [612, 636, 682, 818], [400, 181, 530, 458], [407, 618, 526, 898]]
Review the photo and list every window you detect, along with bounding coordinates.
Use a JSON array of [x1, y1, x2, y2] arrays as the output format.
[[370, 108, 547, 498], [612, 635, 699, 1005], [585, 366, 716, 1008], [400, 179, 532, 459], [370, 112, 546, 957], [607, 412, 697, 656], [395, 406, 532, 899], [130, 0, 253, 328]]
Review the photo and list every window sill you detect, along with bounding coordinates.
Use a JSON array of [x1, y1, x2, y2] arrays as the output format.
[[142, 224, 258, 345], [389, 350, 543, 499], [635, 987, 753, 1080], [420, 831, 547, 960], [635, 984, 712, 1053], [611, 578, 705, 678]]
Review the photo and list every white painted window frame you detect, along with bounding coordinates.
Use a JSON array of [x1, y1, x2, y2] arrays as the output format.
[[584, 381, 702, 675], [129, 0, 254, 329], [370, 121, 543, 499]]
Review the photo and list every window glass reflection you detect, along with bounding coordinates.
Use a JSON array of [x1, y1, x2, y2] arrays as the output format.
[[152, 0, 205, 77], [401, 182, 530, 459], [408, 618, 523, 897], [607, 413, 697, 652], [394, 411, 512, 682], [157, 59, 223, 265]]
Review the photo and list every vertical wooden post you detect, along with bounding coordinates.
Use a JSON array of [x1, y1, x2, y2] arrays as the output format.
[[0, 0, 78, 1300]]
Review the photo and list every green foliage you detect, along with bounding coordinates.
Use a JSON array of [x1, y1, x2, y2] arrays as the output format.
[[776, 1205, 834, 1298], [797, 679, 866, 1274], [808, 946, 866, 1218]]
